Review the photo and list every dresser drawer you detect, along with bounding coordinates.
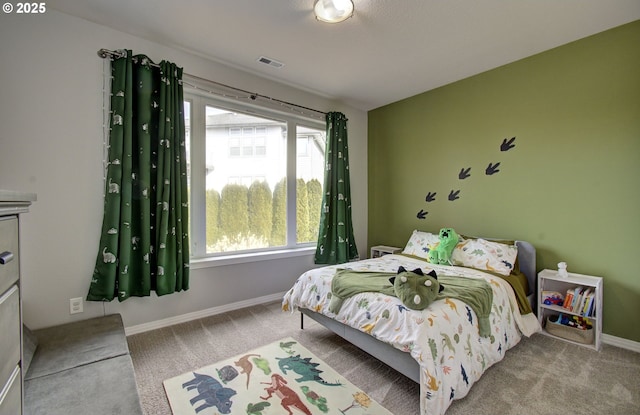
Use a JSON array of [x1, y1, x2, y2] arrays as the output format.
[[0, 285, 20, 391], [0, 366, 21, 415], [0, 217, 19, 296]]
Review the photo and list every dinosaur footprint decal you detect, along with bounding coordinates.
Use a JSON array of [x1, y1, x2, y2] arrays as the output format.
[[416, 136, 517, 220], [500, 136, 516, 151], [458, 167, 471, 180]]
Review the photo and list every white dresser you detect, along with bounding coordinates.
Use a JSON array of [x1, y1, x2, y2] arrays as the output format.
[[0, 190, 35, 415]]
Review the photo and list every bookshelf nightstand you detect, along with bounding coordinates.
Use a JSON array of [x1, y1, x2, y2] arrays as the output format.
[[370, 245, 402, 259], [537, 269, 603, 351]]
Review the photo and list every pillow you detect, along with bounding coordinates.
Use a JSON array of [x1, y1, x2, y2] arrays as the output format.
[[402, 230, 440, 259], [461, 235, 523, 275], [451, 237, 518, 276]]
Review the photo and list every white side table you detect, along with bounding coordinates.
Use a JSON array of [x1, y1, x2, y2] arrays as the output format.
[[370, 245, 402, 259]]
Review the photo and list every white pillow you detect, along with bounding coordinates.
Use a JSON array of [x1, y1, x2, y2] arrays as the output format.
[[402, 230, 440, 259], [450, 238, 518, 276]]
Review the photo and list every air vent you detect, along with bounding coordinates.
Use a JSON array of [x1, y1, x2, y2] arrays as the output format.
[[257, 56, 284, 69]]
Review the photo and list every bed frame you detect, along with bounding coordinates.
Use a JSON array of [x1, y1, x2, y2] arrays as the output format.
[[300, 240, 536, 383]]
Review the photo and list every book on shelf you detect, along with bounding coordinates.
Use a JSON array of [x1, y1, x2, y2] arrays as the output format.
[[586, 293, 592, 315], [571, 287, 582, 312], [560, 286, 596, 317], [562, 289, 574, 309], [583, 292, 595, 317], [577, 288, 590, 315]]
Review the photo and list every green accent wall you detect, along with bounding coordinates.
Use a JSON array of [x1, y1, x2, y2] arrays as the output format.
[[368, 21, 640, 342]]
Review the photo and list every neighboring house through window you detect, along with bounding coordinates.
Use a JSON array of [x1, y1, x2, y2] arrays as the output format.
[[185, 90, 326, 260]]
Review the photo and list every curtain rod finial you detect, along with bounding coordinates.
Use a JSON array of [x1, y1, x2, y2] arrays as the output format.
[[98, 49, 127, 59]]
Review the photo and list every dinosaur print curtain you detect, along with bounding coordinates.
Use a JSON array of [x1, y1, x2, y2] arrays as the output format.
[[87, 50, 189, 302], [314, 112, 359, 264]]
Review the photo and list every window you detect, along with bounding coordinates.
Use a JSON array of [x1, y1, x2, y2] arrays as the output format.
[[185, 90, 326, 259], [297, 137, 309, 156]]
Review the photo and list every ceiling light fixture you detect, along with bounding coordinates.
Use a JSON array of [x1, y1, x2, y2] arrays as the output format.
[[313, 0, 354, 23]]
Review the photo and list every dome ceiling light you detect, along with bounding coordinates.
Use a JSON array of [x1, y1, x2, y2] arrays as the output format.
[[313, 0, 354, 23]]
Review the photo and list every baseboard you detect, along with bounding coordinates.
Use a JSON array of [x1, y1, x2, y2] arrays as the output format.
[[602, 333, 640, 353], [124, 295, 640, 353], [124, 292, 286, 336]]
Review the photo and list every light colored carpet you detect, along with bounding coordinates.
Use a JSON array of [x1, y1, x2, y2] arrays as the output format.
[[128, 301, 640, 415]]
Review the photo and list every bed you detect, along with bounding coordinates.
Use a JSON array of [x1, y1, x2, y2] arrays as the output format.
[[282, 230, 541, 415]]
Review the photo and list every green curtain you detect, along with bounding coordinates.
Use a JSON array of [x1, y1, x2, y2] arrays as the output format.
[[87, 50, 189, 302], [315, 112, 359, 264]]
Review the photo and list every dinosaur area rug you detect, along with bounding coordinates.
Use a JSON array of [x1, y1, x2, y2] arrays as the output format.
[[163, 337, 393, 415]]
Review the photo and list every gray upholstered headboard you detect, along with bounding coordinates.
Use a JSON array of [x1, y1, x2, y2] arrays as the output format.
[[515, 240, 536, 305]]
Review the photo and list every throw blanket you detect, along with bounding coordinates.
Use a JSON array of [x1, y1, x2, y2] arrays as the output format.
[[329, 270, 396, 313], [330, 270, 493, 337]]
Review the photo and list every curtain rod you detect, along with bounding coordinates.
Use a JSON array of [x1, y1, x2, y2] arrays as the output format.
[[97, 48, 328, 118]]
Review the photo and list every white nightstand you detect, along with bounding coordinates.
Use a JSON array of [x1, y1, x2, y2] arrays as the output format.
[[370, 245, 402, 258], [537, 269, 603, 351]]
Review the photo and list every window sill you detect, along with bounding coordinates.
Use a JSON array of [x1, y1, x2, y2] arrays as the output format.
[[190, 246, 316, 269]]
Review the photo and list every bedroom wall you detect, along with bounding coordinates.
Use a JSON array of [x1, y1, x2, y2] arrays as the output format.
[[0, 10, 368, 330], [368, 21, 640, 342]]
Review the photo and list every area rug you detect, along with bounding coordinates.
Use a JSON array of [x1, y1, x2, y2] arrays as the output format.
[[163, 337, 393, 415]]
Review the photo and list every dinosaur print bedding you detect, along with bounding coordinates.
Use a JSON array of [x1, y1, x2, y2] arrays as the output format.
[[282, 254, 540, 415]]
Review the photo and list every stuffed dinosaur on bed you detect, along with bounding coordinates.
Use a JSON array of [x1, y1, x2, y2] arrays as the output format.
[[389, 266, 444, 310], [428, 227, 459, 265]]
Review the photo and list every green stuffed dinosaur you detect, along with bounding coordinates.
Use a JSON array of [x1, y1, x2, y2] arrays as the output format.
[[428, 227, 459, 265], [389, 266, 444, 310]]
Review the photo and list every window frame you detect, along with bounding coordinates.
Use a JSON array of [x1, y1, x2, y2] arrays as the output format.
[[185, 87, 325, 267]]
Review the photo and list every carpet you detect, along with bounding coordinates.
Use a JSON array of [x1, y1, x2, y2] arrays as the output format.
[[163, 337, 393, 415]]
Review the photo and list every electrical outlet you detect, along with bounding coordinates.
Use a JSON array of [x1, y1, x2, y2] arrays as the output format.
[[69, 297, 83, 314]]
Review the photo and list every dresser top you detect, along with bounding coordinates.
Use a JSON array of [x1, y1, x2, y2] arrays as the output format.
[[0, 190, 37, 203], [0, 190, 36, 215]]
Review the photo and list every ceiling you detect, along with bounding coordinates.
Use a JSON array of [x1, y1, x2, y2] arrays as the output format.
[[48, 0, 640, 111]]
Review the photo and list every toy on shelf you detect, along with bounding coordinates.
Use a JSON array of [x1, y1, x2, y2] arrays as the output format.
[[542, 290, 564, 306], [550, 313, 593, 331], [557, 262, 568, 277]]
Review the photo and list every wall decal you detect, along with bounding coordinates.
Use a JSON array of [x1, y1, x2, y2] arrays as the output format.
[[500, 136, 516, 151], [415, 136, 517, 221], [485, 162, 500, 175]]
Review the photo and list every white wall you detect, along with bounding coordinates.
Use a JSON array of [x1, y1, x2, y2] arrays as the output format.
[[0, 10, 368, 330]]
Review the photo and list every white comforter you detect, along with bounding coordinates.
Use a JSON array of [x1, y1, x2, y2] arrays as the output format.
[[282, 254, 540, 415]]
